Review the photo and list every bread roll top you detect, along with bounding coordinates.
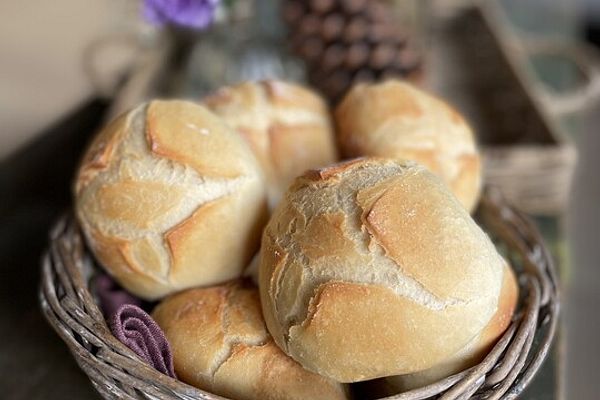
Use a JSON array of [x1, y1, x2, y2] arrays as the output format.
[[152, 281, 348, 400], [259, 158, 512, 382], [335, 80, 482, 211], [204, 80, 338, 207], [75, 100, 267, 300]]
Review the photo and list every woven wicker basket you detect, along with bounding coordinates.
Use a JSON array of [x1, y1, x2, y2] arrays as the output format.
[[429, 3, 581, 216], [40, 189, 559, 400]]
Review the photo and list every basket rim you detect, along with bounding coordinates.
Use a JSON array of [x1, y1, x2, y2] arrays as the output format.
[[39, 188, 560, 400]]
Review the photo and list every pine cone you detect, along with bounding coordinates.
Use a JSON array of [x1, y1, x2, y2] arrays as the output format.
[[283, 0, 423, 103]]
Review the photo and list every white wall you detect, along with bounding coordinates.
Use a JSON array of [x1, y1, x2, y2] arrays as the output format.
[[0, 0, 137, 160]]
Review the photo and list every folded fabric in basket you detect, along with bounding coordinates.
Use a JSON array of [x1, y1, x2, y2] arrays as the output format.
[[94, 274, 142, 319], [110, 304, 177, 378]]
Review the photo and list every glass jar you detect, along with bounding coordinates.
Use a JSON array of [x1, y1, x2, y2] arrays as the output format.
[[180, 0, 306, 98]]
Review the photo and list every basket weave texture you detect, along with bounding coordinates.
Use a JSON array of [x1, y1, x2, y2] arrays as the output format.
[[40, 189, 559, 400]]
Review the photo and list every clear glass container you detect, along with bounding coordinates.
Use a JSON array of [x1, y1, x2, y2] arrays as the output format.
[[180, 0, 306, 98]]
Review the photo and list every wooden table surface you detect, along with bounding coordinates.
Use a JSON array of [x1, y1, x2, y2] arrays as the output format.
[[0, 100, 106, 400]]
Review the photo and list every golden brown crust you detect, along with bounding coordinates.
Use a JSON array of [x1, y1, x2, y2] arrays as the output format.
[[259, 158, 511, 382], [83, 227, 170, 297], [203, 80, 338, 206], [287, 281, 493, 382], [75, 100, 267, 300], [258, 231, 292, 351], [334, 80, 482, 211], [301, 157, 371, 182], [479, 264, 518, 349], [356, 171, 494, 300], [301, 212, 358, 261], [166, 194, 268, 288], [451, 153, 481, 210], [382, 263, 519, 391], [75, 112, 129, 194], [262, 80, 328, 111], [94, 180, 187, 229], [152, 282, 348, 400], [146, 100, 248, 179], [268, 123, 336, 191], [336, 83, 424, 152]]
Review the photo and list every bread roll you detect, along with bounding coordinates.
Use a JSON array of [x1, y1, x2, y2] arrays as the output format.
[[75, 100, 268, 300], [335, 80, 482, 211], [204, 80, 338, 207], [363, 265, 518, 395], [384, 261, 518, 391], [258, 158, 517, 383], [152, 281, 348, 400]]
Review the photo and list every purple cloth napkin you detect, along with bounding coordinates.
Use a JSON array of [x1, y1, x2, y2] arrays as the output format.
[[94, 274, 142, 319], [110, 304, 177, 378]]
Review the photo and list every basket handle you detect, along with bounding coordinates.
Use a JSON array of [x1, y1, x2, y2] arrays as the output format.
[[477, 0, 600, 118], [521, 37, 600, 117]]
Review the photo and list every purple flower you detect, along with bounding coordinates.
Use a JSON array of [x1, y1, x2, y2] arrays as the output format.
[[143, 0, 220, 30]]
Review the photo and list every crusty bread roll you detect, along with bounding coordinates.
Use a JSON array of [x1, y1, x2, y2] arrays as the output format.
[[258, 158, 517, 383], [75, 100, 268, 300], [335, 80, 482, 212], [367, 266, 518, 395], [204, 80, 338, 207], [152, 281, 348, 400], [390, 267, 517, 391]]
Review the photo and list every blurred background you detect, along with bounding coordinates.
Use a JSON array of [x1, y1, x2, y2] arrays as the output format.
[[1, 0, 598, 399]]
